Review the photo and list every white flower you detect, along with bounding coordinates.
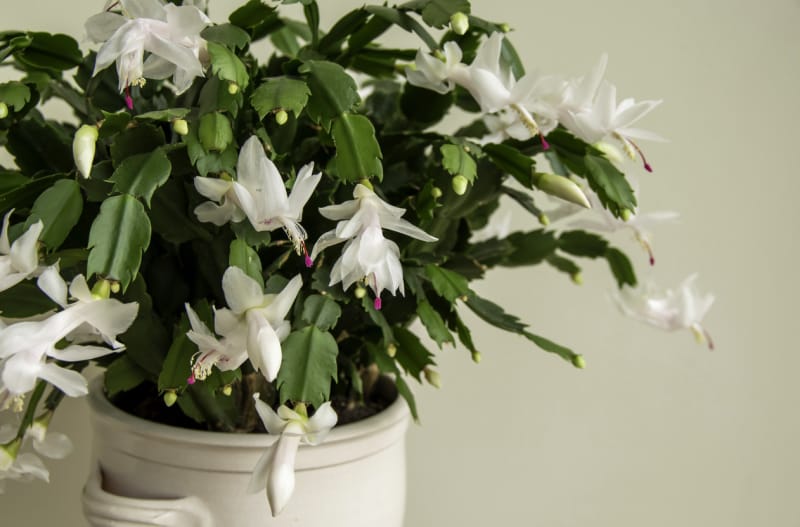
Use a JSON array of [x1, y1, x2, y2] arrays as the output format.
[[248, 395, 337, 517], [407, 33, 566, 143], [219, 267, 301, 382], [310, 184, 437, 309], [0, 287, 138, 398], [36, 266, 138, 348], [565, 186, 678, 265], [0, 211, 42, 294], [559, 56, 663, 171], [613, 274, 715, 349], [86, 0, 210, 102], [229, 136, 322, 265], [0, 422, 71, 494], [184, 303, 247, 384]]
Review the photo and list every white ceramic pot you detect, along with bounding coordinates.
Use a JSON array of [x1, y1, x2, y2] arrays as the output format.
[[82, 378, 410, 527]]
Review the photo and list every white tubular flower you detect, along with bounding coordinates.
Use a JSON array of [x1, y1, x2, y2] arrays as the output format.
[[73, 124, 99, 179], [311, 184, 437, 310], [219, 267, 301, 382], [613, 274, 715, 349], [248, 395, 338, 517], [85, 0, 211, 105], [230, 136, 322, 266], [193, 177, 246, 227], [0, 210, 42, 294], [0, 290, 139, 398], [184, 303, 247, 384], [559, 56, 663, 172], [0, 422, 69, 494], [405, 41, 463, 94]]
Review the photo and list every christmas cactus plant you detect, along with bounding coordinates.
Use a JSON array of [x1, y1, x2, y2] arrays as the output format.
[[0, 0, 713, 515]]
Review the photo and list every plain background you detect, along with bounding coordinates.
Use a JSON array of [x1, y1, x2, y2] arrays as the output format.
[[2, 0, 799, 525]]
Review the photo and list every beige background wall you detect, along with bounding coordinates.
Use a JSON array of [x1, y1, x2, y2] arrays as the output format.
[[2, 0, 799, 525]]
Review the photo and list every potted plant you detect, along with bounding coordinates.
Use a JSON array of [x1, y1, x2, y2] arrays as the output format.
[[0, 0, 714, 525]]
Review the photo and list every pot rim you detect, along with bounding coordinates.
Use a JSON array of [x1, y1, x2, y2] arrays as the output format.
[[87, 376, 409, 448]]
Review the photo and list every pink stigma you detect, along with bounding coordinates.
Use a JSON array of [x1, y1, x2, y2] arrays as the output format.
[[187, 374, 196, 385], [374, 297, 382, 310], [644, 162, 653, 173], [124, 87, 134, 111], [539, 133, 550, 150], [304, 254, 313, 268], [649, 255, 655, 266]]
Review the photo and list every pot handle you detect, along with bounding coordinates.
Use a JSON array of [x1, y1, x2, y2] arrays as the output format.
[[82, 465, 214, 527]]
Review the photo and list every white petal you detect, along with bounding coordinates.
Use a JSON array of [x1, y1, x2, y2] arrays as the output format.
[[194, 201, 237, 226], [318, 199, 359, 221], [247, 447, 272, 494], [267, 432, 301, 517], [37, 363, 88, 397], [10, 221, 42, 274], [163, 4, 211, 36], [68, 275, 94, 303], [253, 397, 287, 435], [246, 312, 282, 382], [0, 210, 12, 254], [16, 453, 49, 482], [2, 352, 41, 396], [286, 163, 322, 220], [194, 176, 232, 201], [33, 432, 73, 460], [309, 230, 346, 261], [222, 267, 264, 314], [85, 12, 127, 43], [121, 0, 168, 21], [145, 32, 204, 78], [37, 265, 68, 308], [185, 303, 213, 336], [237, 136, 289, 217], [262, 275, 302, 324], [213, 307, 241, 337], [304, 402, 338, 445], [79, 299, 139, 346], [48, 344, 118, 362], [381, 216, 437, 242]]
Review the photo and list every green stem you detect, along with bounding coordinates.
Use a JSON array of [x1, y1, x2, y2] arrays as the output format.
[[15, 381, 47, 440]]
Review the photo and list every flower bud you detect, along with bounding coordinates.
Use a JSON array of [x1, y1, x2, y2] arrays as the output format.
[[533, 173, 591, 209], [471, 351, 482, 364], [431, 186, 443, 199], [91, 279, 112, 299], [354, 285, 367, 299], [451, 175, 468, 195], [499, 23, 511, 33], [571, 272, 583, 285], [450, 12, 469, 35], [222, 385, 233, 396], [73, 124, 99, 179], [275, 109, 289, 125], [227, 82, 239, 95], [172, 118, 189, 136], [571, 354, 586, 369], [110, 282, 121, 294], [163, 391, 178, 407], [538, 212, 550, 226], [386, 343, 397, 358], [0, 102, 8, 119], [620, 208, 633, 222], [424, 367, 441, 388]]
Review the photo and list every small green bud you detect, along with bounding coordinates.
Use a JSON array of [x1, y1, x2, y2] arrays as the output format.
[[471, 351, 482, 364], [91, 279, 112, 299], [533, 173, 591, 209], [0, 102, 8, 119], [110, 282, 121, 294], [424, 368, 441, 388], [499, 23, 511, 33], [222, 385, 233, 397], [227, 82, 239, 95], [386, 343, 397, 358], [172, 118, 189, 136], [354, 285, 367, 299], [620, 208, 633, 222], [359, 178, 374, 191], [431, 186, 443, 199], [450, 12, 469, 35], [451, 175, 468, 195], [571, 354, 586, 369], [538, 212, 550, 226], [571, 272, 583, 285], [274, 109, 289, 125], [163, 391, 178, 407]]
